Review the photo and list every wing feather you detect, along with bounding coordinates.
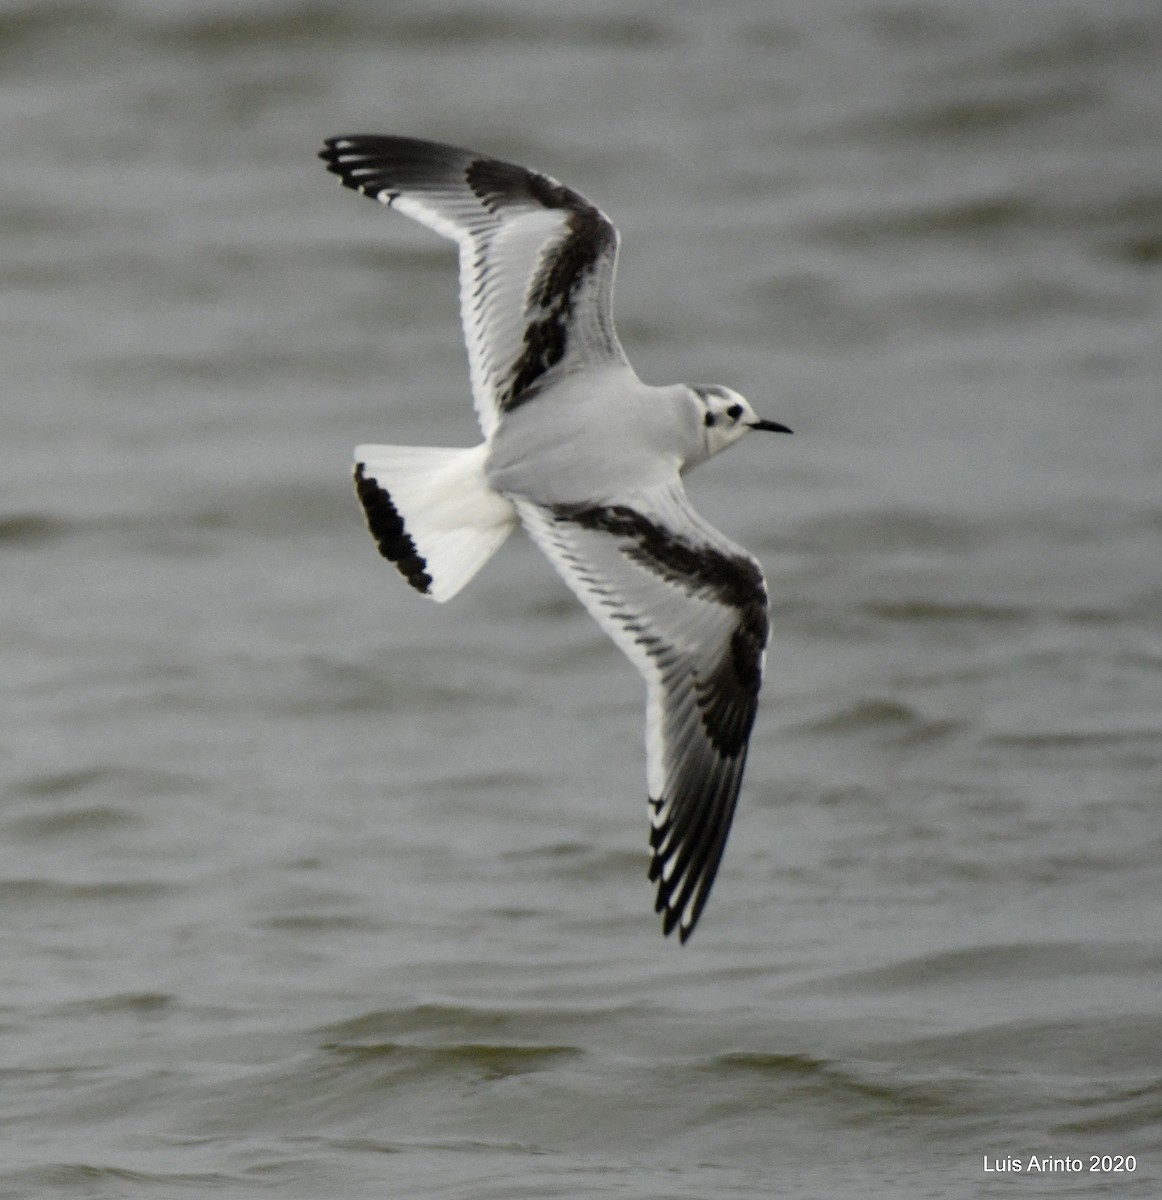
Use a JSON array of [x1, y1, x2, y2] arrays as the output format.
[[320, 135, 628, 439], [515, 484, 769, 942]]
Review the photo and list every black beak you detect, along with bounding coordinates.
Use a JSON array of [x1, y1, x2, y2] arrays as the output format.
[[748, 419, 793, 434]]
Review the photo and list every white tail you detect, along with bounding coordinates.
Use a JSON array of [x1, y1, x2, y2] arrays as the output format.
[[353, 442, 517, 603]]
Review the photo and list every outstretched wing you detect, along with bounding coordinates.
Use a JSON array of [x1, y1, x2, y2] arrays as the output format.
[[320, 135, 628, 440], [516, 484, 769, 942]]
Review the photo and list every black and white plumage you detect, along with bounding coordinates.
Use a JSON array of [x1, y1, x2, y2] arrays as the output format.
[[321, 134, 625, 440], [320, 135, 791, 942]]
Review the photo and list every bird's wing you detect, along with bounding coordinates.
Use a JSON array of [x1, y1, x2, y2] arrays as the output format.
[[320, 135, 628, 440], [516, 483, 769, 942]]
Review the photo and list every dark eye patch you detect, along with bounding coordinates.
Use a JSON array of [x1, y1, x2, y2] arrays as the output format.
[[726, 404, 743, 420], [704, 412, 717, 428]]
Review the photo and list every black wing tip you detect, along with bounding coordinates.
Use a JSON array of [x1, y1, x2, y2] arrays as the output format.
[[657, 893, 698, 944], [319, 134, 468, 180], [319, 134, 399, 159], [319, 135, 358, 167], [317, 134, 605, 221], [649, 801, 705, 945], [656, 890, 703, 944], [320, 135, 491, 206], [648, 780, 739, 945], [319, 138, 364, 193], [353, 462, 433, 595], [319, 136, 393, 196], [660, 902, 691, 942]]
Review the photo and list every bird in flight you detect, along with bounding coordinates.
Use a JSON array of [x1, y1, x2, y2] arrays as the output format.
[[319, 135, 791, 941]]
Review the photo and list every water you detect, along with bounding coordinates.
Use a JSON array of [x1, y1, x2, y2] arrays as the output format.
[[3, 0, 1160, 1195]]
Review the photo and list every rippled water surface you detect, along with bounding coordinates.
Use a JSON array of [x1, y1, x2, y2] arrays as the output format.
[[3, 1, 1161, 1196]]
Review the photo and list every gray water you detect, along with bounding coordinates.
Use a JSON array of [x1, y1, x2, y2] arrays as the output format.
[[3, 0, 1161, 1196]]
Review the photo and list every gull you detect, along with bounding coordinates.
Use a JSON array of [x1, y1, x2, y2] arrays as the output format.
[[319, 135, 791, 942]]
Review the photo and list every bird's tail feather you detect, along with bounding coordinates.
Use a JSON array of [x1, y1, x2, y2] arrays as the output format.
[[353, 442, 517, 603]]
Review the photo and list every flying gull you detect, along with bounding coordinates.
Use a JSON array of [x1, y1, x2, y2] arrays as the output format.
[[319, 135, 791, 942]]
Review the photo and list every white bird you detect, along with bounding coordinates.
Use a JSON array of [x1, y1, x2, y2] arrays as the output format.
[[320, 135, 791, 942]]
